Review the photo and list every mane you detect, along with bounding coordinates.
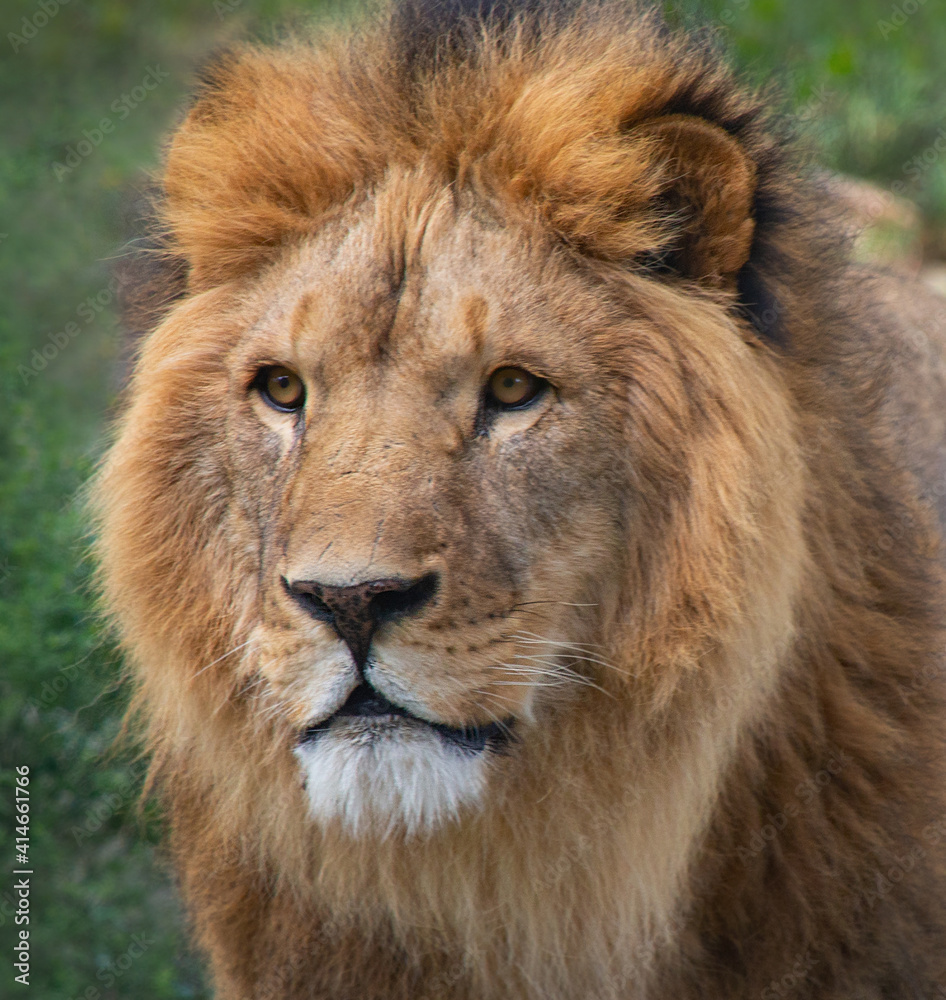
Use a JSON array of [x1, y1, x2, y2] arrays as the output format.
[[99, 2, 946, 997], [138, 0, 843, 347]]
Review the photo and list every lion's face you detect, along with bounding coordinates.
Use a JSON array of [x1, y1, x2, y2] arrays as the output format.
[[102, 162, 800, 847], [221, 182, 637, 834]]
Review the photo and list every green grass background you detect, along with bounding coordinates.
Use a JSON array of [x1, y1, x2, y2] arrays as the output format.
[[1, 0, 944, 996]]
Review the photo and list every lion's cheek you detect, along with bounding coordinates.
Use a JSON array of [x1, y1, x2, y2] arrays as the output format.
[[252, 625, 359, 728], [378, 659, 535, 727]]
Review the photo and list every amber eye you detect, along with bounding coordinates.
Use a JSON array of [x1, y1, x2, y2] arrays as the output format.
[[256, 366, 306, 412], [486, 367, 545, 409]]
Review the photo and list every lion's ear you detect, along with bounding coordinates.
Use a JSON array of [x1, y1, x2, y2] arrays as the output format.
[[634, 114, 757, 286]]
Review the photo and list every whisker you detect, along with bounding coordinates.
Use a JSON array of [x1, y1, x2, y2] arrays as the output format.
[[234, 673, 267, 699], [504, 632, 630, 677], [496, 663, 594, 684], [191, 639, 254, 681], [510, 600, 600, 609], [491, 661, 614, 698], [515, 650, 626, 674], [488, 680, 590, 691], [509, 631, 605, 651]]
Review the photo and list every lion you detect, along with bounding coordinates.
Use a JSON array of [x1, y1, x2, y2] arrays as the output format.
[[92, 0, 946, 997]]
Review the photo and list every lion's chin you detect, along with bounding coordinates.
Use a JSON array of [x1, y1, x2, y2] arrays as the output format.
[[293, 719, 490, 838]]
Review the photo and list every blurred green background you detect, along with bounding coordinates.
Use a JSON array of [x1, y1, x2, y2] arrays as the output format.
[[1, 0, 944, 996]]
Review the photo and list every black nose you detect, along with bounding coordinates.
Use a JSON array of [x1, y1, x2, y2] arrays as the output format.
[[285, 573, 439, 669]]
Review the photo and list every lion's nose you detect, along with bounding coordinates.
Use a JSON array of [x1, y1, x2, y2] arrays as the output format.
[[285, 573, 439, 669]]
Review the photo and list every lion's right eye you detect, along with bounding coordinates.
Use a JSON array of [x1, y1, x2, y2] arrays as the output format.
[[486, 367, 546, 410], [255, 366, 306, 412]]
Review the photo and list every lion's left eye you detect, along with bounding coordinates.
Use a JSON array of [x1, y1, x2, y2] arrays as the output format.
[[255, 366, 306, 412], [486, 367, 546, 409]]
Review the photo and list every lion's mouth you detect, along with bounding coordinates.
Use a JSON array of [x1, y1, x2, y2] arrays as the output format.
[[298, 683, 513, 755]]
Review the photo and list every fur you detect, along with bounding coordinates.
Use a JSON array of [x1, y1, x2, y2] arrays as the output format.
[[295, 720, 489, 836], [93, 1, 946, 997]]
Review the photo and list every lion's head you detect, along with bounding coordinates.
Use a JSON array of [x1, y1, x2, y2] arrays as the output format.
[[97, 37, 801, 819], [91, 2, 946, 997]]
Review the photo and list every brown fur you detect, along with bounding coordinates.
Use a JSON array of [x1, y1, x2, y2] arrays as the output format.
[[93, 2, 946, 997]]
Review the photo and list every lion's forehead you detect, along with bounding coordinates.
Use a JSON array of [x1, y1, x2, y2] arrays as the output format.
[[245, 189, 610, 394]]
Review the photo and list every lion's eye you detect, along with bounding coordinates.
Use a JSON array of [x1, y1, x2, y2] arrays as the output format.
[[256, 366, 306, 412], [486, 367, 545, 409]]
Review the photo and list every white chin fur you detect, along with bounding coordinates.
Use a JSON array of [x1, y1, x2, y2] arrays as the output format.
[[293, 718, 488, 837]]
